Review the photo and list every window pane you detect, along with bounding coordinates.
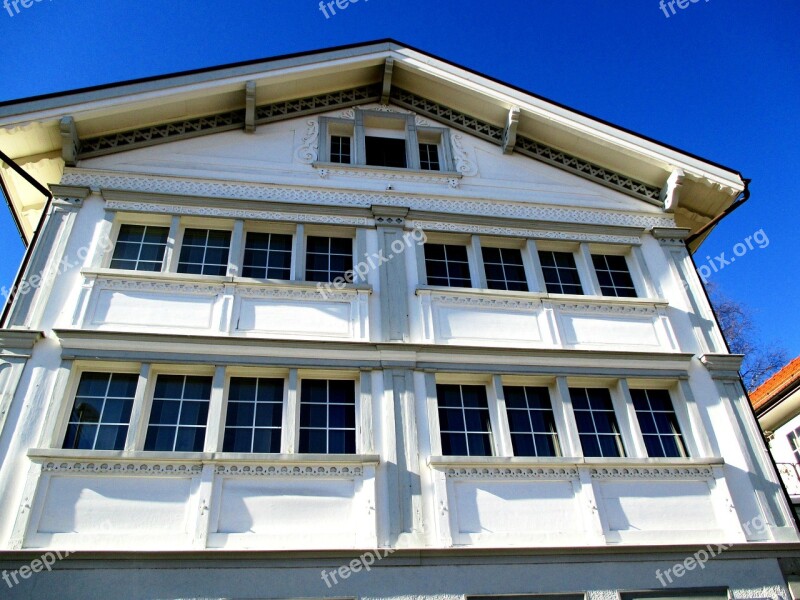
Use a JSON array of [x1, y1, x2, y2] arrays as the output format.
[[592, 254, 637, 297], [425, 244, 472, 288], [64, 372, 138, 451], [144, 375, 212, 452], [570, 387, 624, 458], [365, 136, 407, 168], [305, 236, 353, 282], [539, 251, 583, 295], [243, 233, 292, 280], [419, 143, 441, 171], [298, 380, 356, 455], [436, 384, 492, 457], [224, 378, 284, 454], [483, 247, 529, 292], [631, 389, 687, 458], [504, 386, 560, 457], [177, 229, 231, 276], [111, 225, 169, 272], [330, 136, 352, 164]]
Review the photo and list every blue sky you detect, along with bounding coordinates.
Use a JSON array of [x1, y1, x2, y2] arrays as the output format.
[[0, 1, 797, 358]]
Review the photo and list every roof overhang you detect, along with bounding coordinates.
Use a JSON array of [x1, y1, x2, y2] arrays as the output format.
[[0, 40, 745, 245]]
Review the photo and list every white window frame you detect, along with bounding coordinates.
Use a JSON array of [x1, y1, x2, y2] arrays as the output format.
[[103, 214, 173, 272]]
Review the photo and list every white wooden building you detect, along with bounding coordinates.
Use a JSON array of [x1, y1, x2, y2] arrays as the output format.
[[0, 40, 796, 600]]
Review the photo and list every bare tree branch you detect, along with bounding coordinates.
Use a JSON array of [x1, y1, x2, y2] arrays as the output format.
[[707, 283, 787, 391]]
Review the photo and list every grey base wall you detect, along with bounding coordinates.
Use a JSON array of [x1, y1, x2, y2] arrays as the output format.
[[0, 553, 791, 600]]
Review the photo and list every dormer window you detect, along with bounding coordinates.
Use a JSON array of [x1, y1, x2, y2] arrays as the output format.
[[318, 109, 454, 172]]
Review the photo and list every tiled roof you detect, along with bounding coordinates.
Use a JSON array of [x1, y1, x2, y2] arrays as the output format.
[[750, 356, 800, 413]]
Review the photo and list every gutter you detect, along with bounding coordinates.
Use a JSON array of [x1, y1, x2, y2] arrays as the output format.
[[686, 177, 751, 247], [0, 149, 53, 327]]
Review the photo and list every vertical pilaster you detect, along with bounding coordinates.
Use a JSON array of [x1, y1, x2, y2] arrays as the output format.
[[372, 206, 411, 342]]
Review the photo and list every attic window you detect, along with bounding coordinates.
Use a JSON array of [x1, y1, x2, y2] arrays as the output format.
[[317, 109, 455, 173], [365, 136, 407, 168]]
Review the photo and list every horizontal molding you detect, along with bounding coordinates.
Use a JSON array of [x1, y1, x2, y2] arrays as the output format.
[[62, 170, 676, 231], [53, 329, 694, 375], [0, 330, 43, 356]]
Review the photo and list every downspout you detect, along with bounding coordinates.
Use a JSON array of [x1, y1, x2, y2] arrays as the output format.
[[0, 150, 54, 328]]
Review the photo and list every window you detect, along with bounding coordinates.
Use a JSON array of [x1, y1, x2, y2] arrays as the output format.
[[299, 379, 356, 454], [419, 143, 441, 171], [631, 389, 687, 458], [330, 135, 352, 164], [539, 250, 583, 295], [365, 136, 407, 168], [110, 224, 169, 272], [177, 228, 231, 276], [482, 247, 528, 291], [63, 372, 137, 451], [425, 243, 472, 287], [305, 236, 354, 283], [504, 386, 560, 457], [242, 232, 292, 280], [144, 375, 212, 452], [592, 254, 637, 297], [437, 384, 493, 457], [790, 427, 800, 463], [224, 378, 284, 453], [571, 387, 625, 457]]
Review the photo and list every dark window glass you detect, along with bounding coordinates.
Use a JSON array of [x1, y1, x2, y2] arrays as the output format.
[[570, 387, 625, 457], [330, 136, 352, 164], [144, 375, 212, 452], [110, 225, 169, 272], [419, 143, 441, 171], [305, 236, 353, 283], [425, 243, 472, 287], [504, 386, 560, 457], [437, 384, 493, 457], [365, 136, 407, 168], [299, 380, 356, 454], [223, 378, 284, 453], [177, 229, 231, 276], [482, 247, 529, 291], [790, 428, 800, 463], [631, 389, 687, 458], [63, 372, 137, 451], [242, 232, 292, 280], [539, 251, 584, 295], [592, 254, 637, 298]]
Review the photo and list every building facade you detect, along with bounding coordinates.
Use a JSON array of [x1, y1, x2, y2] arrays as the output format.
[[0, 41, 797, 599]]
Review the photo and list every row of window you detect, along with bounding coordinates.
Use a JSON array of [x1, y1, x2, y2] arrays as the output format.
[[329, 134, 442, 171], [436, 383, 686, 459], [109, 221, 643, 298], [424, 242, 639, 297], [62, 367, 687, 460], [111, 224, 354, 283]]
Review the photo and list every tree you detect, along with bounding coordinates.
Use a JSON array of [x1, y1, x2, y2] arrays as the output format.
[[707, 284, 788, 391]]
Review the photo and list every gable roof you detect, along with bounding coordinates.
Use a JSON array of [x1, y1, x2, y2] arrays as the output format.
[[0, 39, 746, 243]]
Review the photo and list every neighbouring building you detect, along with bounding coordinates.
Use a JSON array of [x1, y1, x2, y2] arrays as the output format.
[[0, 40, 797, 600]]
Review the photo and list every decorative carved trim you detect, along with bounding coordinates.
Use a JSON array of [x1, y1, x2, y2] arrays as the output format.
[[215, 464, 363, 477], [40, 461, 203, 476], [105, 200, 371, 227], [94, 277, 223, 296], [255, 85, 380, 124], [426, 291, 540, 311], [312, 165, 458, 185], [590, 466, 713, 479], [390, 87, 662, 203], [451, 134, 479, 176], [555, 302, 659, 316], [444, 466, 579, 479], [63, 171, 675, 230], [237, 286, 356, 302], [295, 119, 319, 164], [411, 220, 641, 245]]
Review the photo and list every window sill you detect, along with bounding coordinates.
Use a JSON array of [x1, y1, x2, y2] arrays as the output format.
[[428, 455, 723, 469], [83, 269, 372, 293], [312, 161, 462, 181], [416, 286, 668, 308], [29, 448, 380, 466]]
